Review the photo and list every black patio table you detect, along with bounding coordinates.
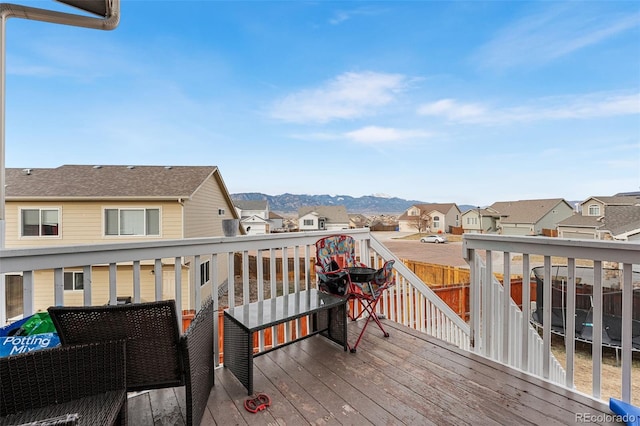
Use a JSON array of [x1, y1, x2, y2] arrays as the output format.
[[223, 289, 348, 395]]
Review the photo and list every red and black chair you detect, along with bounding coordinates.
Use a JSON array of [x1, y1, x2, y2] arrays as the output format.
[[315, 235, 396, 352]]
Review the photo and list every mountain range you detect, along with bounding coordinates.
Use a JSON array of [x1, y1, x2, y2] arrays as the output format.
[[231, 192, 475, 214]]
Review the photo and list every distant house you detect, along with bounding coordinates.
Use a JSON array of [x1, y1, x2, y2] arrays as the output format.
[[268, 211, 285, 231], [349, 213, 369, 229], [558, 195, 640, 240], [298, 205, 349, 231], [4, 165, 240, 317], [398, 203, 461, 233], [461, 207, 502, 234], [234, 200, 270, 235], [488, 198, 574, 236]]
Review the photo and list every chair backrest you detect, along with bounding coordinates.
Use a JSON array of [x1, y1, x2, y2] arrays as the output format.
[[49, 300, 183, 392], [180, 297, 215, 426], [315, 235, 360, 271], [372, 260, 396, 286]]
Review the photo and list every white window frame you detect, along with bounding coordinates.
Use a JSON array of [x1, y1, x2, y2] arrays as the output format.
[[432, 215, 440, 229], [104, 207, 161, 237], [19, 207, 61, 238], [200, 260, 210, 286], [64, 271, 84, 291], [303, 219, 314, 226], [587, 204, 600, 216]]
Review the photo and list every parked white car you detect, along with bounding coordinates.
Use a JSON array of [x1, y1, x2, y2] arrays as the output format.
[[420, 234, 448, 244]]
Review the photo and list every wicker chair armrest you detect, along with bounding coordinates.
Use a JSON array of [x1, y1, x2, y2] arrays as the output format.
[[0, 340, 126, 416], [180, 297, 215, 426], [15, 413, 79, 425]]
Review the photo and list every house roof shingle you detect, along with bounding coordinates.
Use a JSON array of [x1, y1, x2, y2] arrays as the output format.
[[583, 196, 640, 206], [602, 205, 640, 236], [398, 203, 458, 220], [557, 214, 602, 228], [298, 205, 349, 223], [489, 198, 569, 224], [234, 200, 268, 210], [6, 165, 218, 199]]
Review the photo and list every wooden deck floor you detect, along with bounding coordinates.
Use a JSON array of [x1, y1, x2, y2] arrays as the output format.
[[128, 320, 620, 425]]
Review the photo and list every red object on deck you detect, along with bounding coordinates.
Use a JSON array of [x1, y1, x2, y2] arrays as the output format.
[[244, 393, 271, 413]]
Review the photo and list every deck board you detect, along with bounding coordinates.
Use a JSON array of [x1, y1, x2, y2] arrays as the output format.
[[129, 319, 620, 425]]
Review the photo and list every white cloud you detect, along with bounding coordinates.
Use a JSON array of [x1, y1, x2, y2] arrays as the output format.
[[269, 71, 409, 123], [328, 7, 385, 25], [344, 126, 431, 144], [417, 92, 640, 125], [476, 4, 640, 69], [417, 99, 486, 121]]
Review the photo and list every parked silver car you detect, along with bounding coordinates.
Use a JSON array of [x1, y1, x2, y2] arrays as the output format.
[[420, 234, 448, 244]]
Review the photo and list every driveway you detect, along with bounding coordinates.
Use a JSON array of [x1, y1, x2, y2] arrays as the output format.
[[372, 232, 469, 268]]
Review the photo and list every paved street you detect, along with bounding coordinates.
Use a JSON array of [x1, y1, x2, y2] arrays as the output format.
[[372, 232, 469, 268]]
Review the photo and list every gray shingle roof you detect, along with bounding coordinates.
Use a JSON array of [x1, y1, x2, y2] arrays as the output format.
[[6, 165, 217, 199], [298, 205, 349, 223], [557, 214, 601, 228], [234, 200, 268, 210], [584, 196, 640, 206], [602, 205, 640, 236], [490, 198, 569, 224]]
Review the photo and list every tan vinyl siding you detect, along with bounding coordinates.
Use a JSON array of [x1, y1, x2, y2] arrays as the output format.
[[184, 176, 234, 238], [6, 200, 183, 248]]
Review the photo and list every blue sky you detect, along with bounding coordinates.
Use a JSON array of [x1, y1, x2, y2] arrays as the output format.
[[4, 1, 640, 206]]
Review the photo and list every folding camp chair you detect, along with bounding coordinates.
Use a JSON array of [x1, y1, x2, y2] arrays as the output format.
[[315, 234, 366, 297], [315, 235, 396, 352], [347, 259, 395, 352]]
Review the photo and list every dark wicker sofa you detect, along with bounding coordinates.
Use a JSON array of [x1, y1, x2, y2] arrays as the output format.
[[48, 298, 214, 426], [0, 340, 127, 426]]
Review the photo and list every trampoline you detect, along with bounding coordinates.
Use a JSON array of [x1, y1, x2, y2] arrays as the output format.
[[531, 265, 640, 351]]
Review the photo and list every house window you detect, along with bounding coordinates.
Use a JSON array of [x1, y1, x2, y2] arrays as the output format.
[[587, 204, 600, 216], [433, 216, 440, 229], [64, 271, 84, 291], [105, 208, 160, 236], [303, 219, 314, 226], [21, 208, 59, 237], [200, 261, 210, 286], [218, 209, 225, 215], [5, 274, 23, 319]]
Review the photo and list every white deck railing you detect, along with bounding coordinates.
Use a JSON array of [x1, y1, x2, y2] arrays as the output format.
[[463, 233, 640, 404], [0, 229, 470, 359]]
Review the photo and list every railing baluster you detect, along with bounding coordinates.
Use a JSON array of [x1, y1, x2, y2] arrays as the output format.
[[227, 253, 235, 307], [22, 270, 34, 316], [565, 257, 576, 389], [132, 261, 140, 304], [175, 257, 183, 332], [153, 259, 162, 302], [521, 254, 530, 371], [502, 251, 511, 365], [592, 260, 603, 399], [110, 262, 118, 304], [621, 263, 633, 402], [83, 265, 92, 306]]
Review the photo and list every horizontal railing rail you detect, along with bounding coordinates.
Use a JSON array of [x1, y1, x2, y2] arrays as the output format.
[[463, 233, 640, 404]]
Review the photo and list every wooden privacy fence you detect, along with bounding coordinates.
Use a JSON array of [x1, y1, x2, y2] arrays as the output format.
[[402, 260, 470, 287], [401, 259, 535, 321]]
